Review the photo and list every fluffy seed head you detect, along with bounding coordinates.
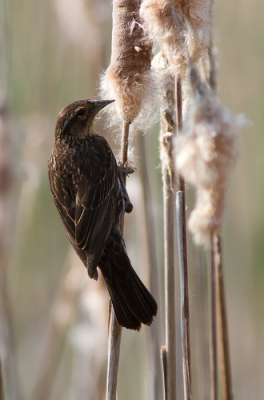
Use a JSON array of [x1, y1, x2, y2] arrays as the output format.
[[140, 0, 213, 77], [154, 53, 176, 187], [175, 75, 246, 246], [100, 0, 158, 125]]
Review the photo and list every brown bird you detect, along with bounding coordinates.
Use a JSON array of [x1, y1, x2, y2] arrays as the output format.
[[48, 99, 157, 330]]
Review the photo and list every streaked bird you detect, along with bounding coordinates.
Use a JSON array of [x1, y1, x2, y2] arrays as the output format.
[[48, 99, 157, 330]]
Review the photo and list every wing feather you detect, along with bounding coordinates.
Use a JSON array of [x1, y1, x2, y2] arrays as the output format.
[[75, 137, 118, 277], [48, 136, 118, 278]]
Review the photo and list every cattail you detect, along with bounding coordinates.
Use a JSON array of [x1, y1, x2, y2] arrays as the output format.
[[140, 0, 212, 77], [152, 51, 177, 400], [100, 3, 159, 399], [175, 67, 245, 246], [152, 52, 176, 185], [100, 0, 157, 125]]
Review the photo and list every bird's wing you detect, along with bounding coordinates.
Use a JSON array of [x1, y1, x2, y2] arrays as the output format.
[[48, 159, 75, 235], [75, 136, 118, 278], [48, 156, 88, 263]]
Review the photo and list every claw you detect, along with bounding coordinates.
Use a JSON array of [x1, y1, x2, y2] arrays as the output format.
[[118, 162, 135, 176]]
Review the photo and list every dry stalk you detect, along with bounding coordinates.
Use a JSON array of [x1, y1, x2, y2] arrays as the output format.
[[163, 168, 176, 400], [106, 119, 130, 400], [208, 39, 233, 400], [159, 8, 192, 398], [0, 100, 22, 400], [193, 248, 210, 400], [175, 66, 244, 400], [215, 234, 233, 400], [175, 78, 192, 400], [210, 233, 218, 400], [137, 132, 163, 400], [120, 121, 130, 184], [170, 4, 236, 400], [106, 306, 122, 400], [161, 346, 167, 400], [159, 56, 177, 400], [102, 1, 156, 398]]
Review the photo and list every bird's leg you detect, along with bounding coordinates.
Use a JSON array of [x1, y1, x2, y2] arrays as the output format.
[[117, 163, 135, 176], [117, 163, 134, 214]]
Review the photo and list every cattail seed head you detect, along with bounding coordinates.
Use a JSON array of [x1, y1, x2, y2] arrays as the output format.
[[153, 53, 176, 188], [100, 0, 158, 125], [175, 73, 246, 246], [140, 0, 213, 77]]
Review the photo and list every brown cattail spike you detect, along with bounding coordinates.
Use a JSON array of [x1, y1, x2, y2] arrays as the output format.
[[101, 0, 156, 124]]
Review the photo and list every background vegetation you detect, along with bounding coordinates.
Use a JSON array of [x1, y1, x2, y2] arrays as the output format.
[[1, 0, 263, 398]]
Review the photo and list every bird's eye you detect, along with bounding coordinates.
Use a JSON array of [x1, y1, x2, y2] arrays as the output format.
[[76, 109, 85, 117]]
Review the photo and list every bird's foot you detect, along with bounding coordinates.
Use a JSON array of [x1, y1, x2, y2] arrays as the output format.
[[118, 162, 135, 176], [117, 163, 133, 214]]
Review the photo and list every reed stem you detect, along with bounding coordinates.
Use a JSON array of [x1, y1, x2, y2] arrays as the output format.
[[210, 233, 218, 400], [106, 119, 130, 400], [215, 234, 233, 400], [138, 133, 163, 400], [175, 77, 192, 400], [160, 65, 177, 400], [164, 174, 177, 400], [176, 192, 192, 400], [106, 307, 122, 400], [208, 30, 233, 400]]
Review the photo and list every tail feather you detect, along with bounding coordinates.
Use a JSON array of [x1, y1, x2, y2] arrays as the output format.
[[129, 270, 157, 324], [105, 280, 141, 331], [100, 247, 158, 331]]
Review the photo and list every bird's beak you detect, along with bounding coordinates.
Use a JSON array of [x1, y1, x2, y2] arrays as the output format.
[[91, 100, 115, 115]]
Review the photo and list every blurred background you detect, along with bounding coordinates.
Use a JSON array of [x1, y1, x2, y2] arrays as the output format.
[[0, 0, 263, 399]]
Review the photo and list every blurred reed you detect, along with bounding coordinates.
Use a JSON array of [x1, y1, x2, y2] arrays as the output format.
[[0, 0, 259, 399], [155, 52, 177, 400], [0, 69, 22, 400], [136, 132, 163, 400]]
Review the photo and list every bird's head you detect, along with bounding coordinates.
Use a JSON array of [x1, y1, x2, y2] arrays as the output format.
[[54, 99, 114, 141]]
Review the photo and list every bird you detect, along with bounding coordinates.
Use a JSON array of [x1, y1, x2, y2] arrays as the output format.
[[48, 99, 157, 330]]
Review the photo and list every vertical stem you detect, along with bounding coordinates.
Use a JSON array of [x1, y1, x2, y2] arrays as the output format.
[[160, 64, 177, 400], [176, 77, 183, 131], [193, 250, 210, 400], [138, 133, 163, 400], [208, 23, 233, 400], [215, 235, 233, 400], [106, 119, 130, 400], [176, 79, 184, 192], [106, 307, 122, 400], [175, 77, 192, 400], [176, 192, 191, 400], [0, 101, 22, 400], [211, 234, 218, 400], [120, 120, 130, 182], [161, 346, 168, 400], [164, 169, 176, 400]]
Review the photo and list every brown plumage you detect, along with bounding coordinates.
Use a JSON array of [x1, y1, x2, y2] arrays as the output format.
[[48, 99, 157, 330]]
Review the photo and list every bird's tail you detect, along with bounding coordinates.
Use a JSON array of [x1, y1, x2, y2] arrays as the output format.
[[99, 238, 158, 331]]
